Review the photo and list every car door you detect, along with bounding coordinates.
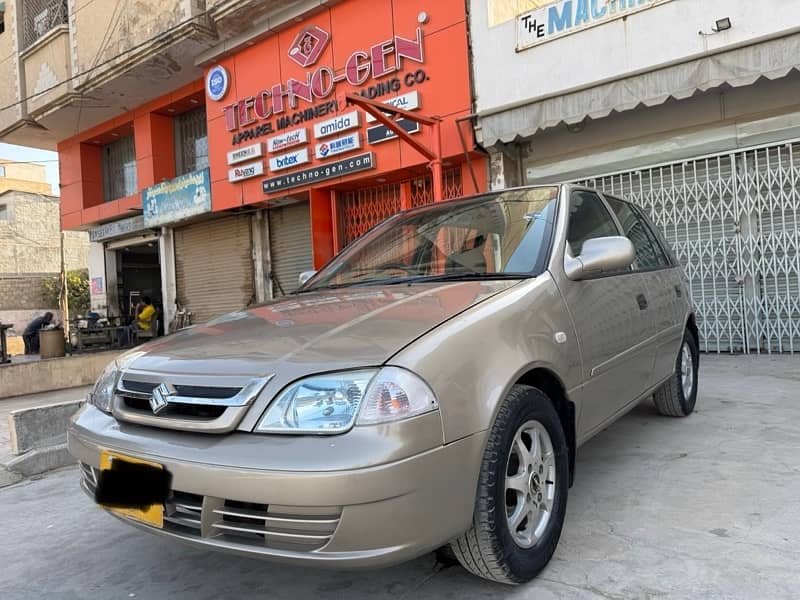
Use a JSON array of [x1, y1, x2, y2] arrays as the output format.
[[604, 196, 687, 386], [558, 190, 654, 436]]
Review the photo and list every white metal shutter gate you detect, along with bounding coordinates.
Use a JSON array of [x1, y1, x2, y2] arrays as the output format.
[[268, 203, 313, 297], [575, 140, 800, 354], [174, 216, 254, 324]]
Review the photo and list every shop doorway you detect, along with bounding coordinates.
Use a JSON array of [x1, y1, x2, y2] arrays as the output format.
[[114, 242, 163, 335]]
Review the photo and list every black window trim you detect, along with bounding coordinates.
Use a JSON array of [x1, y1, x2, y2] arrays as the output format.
[[565, 187, 643, 281], [599, 192, 676, 274]]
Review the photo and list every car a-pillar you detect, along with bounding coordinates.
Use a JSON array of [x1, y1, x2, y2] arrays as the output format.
[[515, 368, 576, 487]]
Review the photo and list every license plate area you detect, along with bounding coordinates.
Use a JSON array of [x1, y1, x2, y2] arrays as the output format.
[[95, 451, 171, 528]]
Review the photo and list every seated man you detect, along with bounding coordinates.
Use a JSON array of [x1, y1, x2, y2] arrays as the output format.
[[119, 297, 156, 346], [23, 312, 54, 354], [135, 297, 156, 334]]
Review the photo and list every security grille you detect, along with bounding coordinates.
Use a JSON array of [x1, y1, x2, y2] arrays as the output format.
[[175, 107, 209, 176], [410, 168, 464, 208], [102, 135, 137, 202], [575, 140, 800, 354], [339, 182, 401, 246], [338, 168, 465, 247], [22, 0, 68, 48]]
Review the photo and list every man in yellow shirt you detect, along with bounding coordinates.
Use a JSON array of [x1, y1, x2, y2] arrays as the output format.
[[136, 297, 156, 332]]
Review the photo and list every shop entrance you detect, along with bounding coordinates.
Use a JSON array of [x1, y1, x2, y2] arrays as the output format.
[[113, 241, 163, 334]]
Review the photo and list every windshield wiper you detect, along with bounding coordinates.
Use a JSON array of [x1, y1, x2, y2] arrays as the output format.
[[295, 272, 531, 294], [391, 273, 532, 284]]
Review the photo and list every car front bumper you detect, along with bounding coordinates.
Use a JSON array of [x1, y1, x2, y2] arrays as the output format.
[[68, 406, 486, 569]]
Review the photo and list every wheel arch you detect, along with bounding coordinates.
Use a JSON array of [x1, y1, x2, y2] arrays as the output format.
[[514, 367, 576, 488], [686, 312, 699, 343]]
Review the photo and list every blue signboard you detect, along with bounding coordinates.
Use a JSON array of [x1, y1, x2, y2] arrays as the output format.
[[143, 168, 212, 228]]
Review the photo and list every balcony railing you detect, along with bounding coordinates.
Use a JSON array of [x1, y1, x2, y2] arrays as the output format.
[[23, 0, 69, 49]]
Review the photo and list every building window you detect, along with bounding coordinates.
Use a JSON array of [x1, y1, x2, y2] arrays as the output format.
[[174, 107, 209, 175], [22, 0, 68, 48], [0, 204, 8, 220], [0, 165, 5, 177], [1, 8, 5, 35], [102, 135, 137, 202]]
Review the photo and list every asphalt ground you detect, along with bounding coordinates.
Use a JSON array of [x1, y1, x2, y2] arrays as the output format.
[[1, 355, 798, 599]]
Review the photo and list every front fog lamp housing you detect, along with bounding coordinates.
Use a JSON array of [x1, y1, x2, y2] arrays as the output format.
[[255, 367, 438, 434], [89, 361, 120, 414]]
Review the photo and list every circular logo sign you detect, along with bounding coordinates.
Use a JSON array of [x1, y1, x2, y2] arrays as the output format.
[[206, 65, 229, 102]]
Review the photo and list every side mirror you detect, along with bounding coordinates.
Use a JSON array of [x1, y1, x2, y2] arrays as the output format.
[[298, 270, 317, 286], [564, 236, 635, 280]]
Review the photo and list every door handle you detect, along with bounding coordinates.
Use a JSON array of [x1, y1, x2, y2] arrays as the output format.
[[674, 285, 683, 298], [636, 294, 648, 310]]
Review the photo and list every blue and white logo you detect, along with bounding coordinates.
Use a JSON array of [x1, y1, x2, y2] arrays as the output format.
[[314, 133, 361, 160], [269, 148, 310, 172], [206, 65, 230, 102]]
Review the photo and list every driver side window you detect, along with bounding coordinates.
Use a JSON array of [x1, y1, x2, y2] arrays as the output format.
[[567, 191, 620, 256]]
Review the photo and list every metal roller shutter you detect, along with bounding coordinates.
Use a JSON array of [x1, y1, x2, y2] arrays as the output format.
[[174, 216, 254, 324], [268, 202, 313, 297]]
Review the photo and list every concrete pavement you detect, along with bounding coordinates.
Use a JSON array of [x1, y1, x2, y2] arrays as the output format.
[[1, 355, 798, 599]]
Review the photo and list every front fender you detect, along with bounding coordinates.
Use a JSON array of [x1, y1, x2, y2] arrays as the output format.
[[390, 274, 581, 443]]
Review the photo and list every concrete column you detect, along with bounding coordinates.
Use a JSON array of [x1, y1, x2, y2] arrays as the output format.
[[88, 242, 108, 314], [104, 248, 119, 317], [488, 143, 522, 191], [159, 228, 177, 334], [251, 211, 269, 303]]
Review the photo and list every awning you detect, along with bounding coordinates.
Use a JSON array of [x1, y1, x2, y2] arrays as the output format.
[[478, 33, 800, 146]]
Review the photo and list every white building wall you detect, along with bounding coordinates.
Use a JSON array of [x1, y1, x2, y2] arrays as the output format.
[[471, 0, 800, 116], [88, 242, 108, 314]]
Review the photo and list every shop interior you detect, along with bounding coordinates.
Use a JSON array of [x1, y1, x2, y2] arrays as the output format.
[[114, 242, 163, 335]]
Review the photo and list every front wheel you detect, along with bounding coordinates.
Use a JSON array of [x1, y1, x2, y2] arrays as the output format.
[[450, 385, 569, 584], [653, 329, 699, 417]]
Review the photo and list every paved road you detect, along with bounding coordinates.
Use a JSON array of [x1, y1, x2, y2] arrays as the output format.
[[2, 356, 799, 599]]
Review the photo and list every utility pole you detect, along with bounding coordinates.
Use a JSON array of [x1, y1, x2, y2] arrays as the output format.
[[60, 231, 70, 342]]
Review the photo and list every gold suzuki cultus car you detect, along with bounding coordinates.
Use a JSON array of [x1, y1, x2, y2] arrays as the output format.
[[70, 185, 698, 584]]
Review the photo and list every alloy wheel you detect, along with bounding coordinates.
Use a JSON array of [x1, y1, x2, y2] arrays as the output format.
[[680, 342, 694, 399], [504, 420, 556, 549]]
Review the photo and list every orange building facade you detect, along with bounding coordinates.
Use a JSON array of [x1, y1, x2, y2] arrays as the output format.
[[58, 0, 486, 328]]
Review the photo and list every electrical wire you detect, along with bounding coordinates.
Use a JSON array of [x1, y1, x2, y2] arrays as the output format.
[[0, 9, 211, 114]]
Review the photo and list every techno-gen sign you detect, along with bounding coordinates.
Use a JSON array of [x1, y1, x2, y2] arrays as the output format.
[[209, 25, 427, 141]]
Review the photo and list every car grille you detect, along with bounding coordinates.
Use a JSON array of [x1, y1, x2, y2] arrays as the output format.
[[121, 396, 227, 420], [121, 380, 241, 399], [80, 464, 340, 552], [112, 375, 272, 433]]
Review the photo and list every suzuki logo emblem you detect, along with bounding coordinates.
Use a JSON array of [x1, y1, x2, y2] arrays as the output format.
[[150, 383, 177, 415]]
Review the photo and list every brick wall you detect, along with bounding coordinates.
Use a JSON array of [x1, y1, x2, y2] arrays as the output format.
[[0, 190, 90, 276], [0, 275, 55, 310]]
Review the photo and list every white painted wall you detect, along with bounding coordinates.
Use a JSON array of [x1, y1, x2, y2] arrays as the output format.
[[471, 0, 800, 115]]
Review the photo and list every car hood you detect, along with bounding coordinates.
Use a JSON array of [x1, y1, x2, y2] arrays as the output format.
[[122, 281, 516, 380]]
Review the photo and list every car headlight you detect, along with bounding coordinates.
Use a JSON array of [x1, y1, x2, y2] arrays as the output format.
[[88, 361, 120, 414], [254, 367, 438, 434]]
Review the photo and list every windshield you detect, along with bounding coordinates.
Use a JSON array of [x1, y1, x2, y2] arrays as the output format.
[[301, 187, 560, 291]]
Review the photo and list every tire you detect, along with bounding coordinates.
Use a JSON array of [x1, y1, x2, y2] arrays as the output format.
[[653, 329, 699, 417], [450, 385, 569, 584]]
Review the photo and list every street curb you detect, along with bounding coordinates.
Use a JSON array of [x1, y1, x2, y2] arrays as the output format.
[[0, 466, 23, 488], [8, 400, 85, 455], [2, 443, 76, 479]]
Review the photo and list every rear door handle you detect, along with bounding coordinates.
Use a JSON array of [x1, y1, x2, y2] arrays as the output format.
[[636, 294, 648, 310], [674, 285, 683, 298]]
